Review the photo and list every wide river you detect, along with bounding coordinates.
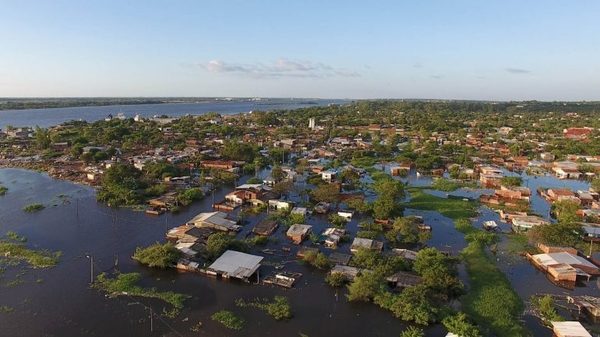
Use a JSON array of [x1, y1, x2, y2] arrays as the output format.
[[0, 98, 349, 129]]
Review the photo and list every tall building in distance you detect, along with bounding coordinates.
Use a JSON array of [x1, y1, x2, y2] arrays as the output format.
[[308, 118, 316, 130]]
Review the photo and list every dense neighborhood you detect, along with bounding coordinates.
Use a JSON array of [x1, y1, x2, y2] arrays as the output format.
[[2, 100, 600, 337]]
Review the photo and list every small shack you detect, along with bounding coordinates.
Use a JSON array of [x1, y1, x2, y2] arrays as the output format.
[[350, 237, 384, 253], [386, 271, 423, 288], [330, 265, 360, 281], [286, 224, 312, 244]]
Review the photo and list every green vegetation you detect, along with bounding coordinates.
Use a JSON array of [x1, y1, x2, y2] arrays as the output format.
[[385, 216, 431, 246], [347, 247, 461, 326], [500, 176, 522, 187], [0, 186, 7, 196], [328, 214, 348, 228], [442, 312, 482, 337], [22, 203, 45, 213], [431, 178, 477, 192], [211, 310, 245, 330], [176, 188, 203, 206], [97, 163, 145, 207], [93, 272, 187, 317], [372, 176, 404, 220], [204, 232, 248, 261], [325, 272, 349, 287], [0, 305, 15, 313], [400, 326, 424, 337], [132, 242, 181, 268], [0, 241, 60, 268], [5, 231, 26, 242], [530, 295, 563, 325], [461, 240, 526, 336], [301, 250, 331, 270], [235, 296, 292, 320], [403, 187, 477, 220], [551, 199, 580, 224]]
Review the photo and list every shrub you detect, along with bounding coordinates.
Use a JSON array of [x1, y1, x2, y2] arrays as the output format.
[[132, 242, 181, 268], [23, 203, 45, 212], [211, 310, 244, 330]]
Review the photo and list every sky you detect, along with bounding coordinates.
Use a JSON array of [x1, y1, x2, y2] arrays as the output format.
[[1, 0, 599, 100]]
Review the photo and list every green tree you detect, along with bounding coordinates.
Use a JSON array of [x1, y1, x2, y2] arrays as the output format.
[[442, 312, 482, 337], [312, 183, 340, 204], [552, 200, 580, 224], [347, 271, 384, 302], [132, 242, 181, 268]]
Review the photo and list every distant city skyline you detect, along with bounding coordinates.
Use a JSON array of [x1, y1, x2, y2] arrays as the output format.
[[1, 1, 599, 100]]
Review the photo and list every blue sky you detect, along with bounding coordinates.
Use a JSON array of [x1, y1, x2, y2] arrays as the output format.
[[1, 0, 599, 100]]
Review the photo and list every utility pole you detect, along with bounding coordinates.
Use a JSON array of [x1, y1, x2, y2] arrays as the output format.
[[86, 254, 94, 284], [149, 307, 153, 332]]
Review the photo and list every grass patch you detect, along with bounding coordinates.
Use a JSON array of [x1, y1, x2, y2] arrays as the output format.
[[93, 272, 187, 317], [402, 187, 477, 220], [506, 234, 537, 255], [0, 305, 14, 313], [5, 231, 26, 243], [461, 242, 527, 337], [431, 178, 478, 192], [235, 296, 292, 320], [211, 310, 245, 330], [0, 241, 60, 268], [22, 203, 45, 213], [0, 186, 7, 196]]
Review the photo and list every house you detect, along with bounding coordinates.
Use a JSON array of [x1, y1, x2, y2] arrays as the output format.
[[253, 219, 278, 236], [582, 224, 600, 239], [337, 210, 353, 221], [322, 227, 346, 248], [268, 199, 292, 211], [314, 202, 331, 214], [563, 127, 594, 140], [386, 271, 423, 288], [206, 250, 263, 281], [290, 207, 309, 217], [186, 211, 241, 232], [321, 169, 337, 183], [511, 215, 548, 232], [286, 224, 312, 244], [551, 321, 592, 337], [552, 165, 582, 180], [200, 160, 239, 170], [391, 248, 418, 261], [330, 265, 360, 281], [350, 237, 383, 253], [529, 252, 600, 282], [328, 252, 352, 265]]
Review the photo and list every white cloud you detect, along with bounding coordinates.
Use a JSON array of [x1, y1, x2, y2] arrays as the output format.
[[200, 58, 360, 79]]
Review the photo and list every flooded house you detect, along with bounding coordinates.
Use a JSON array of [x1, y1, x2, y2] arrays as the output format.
[[350, 237, 384, 253], [322, 227, 346, 248], [206, 250, 263, 282], [511, 215, 548, 232], [528, 251, 600, 284], [253, 219, 278, 236], [386, 271, 423, 289], [186, 211, 241, 232], [330, 265, 360, 281], [286, 224, 312, 244]]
